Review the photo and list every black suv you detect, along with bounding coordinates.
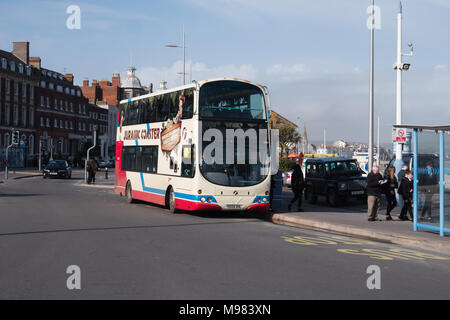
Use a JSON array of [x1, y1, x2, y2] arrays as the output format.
[[304, 158, 367, 207]]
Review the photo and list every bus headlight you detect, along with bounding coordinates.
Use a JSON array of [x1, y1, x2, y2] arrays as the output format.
[[200, 197, 206, 203], [206, 197, 213, 203], [262, 197, 268, 203]]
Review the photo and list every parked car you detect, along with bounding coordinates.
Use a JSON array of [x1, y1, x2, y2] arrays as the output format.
[[304, 158, 367, 207], [43, 160, 72, 179], [99, 159, 115, 169], [387, 153, 439, 173]]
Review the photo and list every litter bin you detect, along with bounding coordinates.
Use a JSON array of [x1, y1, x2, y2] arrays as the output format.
[[270, 171, 283, 212]]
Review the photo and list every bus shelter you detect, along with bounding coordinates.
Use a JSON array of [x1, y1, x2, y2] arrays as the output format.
[[394, 125, 450, 237]]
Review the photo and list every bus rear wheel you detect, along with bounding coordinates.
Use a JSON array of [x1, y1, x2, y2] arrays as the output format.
[[126, 182, 135, 204]]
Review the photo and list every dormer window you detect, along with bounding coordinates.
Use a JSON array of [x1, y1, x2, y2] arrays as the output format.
[[26, 66, 31, 76], [1, 58, 6, 69], [18, 64, 23, 74], [10, 61, 15, 72]]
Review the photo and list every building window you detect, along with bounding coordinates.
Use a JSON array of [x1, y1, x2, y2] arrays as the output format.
[[40, 117, 44, 127], [54, 98, 58, 109], [14, 82, 18, 96], [47, 97, 50, 108], [22, 106, 26, 127], [30, 86, 34, 100], [29, 135, 34, 155], [13, 106, 18, 125], [10, 61, 15, 72], [4, 133, 10, 146], [18, 64, 23, 74], [40, 81, 46, 88], [65, 101, 68, 112], [30, 108, 34, 127], [5, 104, 10, 125], [54, 119, 58, 128], [22, 83, 27, 98], [70, 102, 73, 112], [60, 119, 63, 128], [1, 58, 6, 69], [60, 100, 63, 110], [26, 66, 31, 76], [46, 118, 50, 127], [65, 120, 68, 129], [70, 121, 73, 129], [41, 96, 45, 106]]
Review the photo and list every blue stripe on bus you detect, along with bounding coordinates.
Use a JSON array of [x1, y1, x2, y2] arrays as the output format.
[[139, 172, 217, 202], [146, 123, 151, 132], [135, 140, 139, 146], [253, 196, 269, 203], [139, 173, 166, 195]]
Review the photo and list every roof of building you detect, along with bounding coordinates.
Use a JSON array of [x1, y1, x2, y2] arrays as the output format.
[[122, 66, 142, 89]]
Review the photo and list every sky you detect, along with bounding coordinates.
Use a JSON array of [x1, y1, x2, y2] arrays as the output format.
[[1, 0, 449, 144]]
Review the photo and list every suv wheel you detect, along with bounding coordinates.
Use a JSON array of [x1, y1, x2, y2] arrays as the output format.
[[305, 187, 317, 204], [327, 189, 339, 207]]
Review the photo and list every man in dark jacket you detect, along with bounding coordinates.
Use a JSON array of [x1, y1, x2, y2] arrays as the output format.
[[420, 163, 438, 221], [399, 170, 414, 221], [366, 166, 386, 221], [288, 161, 305, 212]]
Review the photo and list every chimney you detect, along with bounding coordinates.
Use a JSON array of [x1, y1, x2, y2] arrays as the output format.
[[92, 80, 99, 86], [112, 73, 121, 87], [12, 41, 30, 64], [149, 83, 153, 94], [29, 57, 41, 69], [64, 73, 74, 84], [83, 78, 89, 87]]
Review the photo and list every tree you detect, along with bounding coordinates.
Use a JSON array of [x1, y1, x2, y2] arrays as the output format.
[[278, 126, 301, 156]]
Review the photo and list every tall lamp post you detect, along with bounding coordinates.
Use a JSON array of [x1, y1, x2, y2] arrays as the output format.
[[368, 0, 375, 171], [394, 1, 413, 170], [165, 26, 186, 85]]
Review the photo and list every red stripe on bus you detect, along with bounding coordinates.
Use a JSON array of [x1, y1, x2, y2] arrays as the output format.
[[132, 190, 166, 206]]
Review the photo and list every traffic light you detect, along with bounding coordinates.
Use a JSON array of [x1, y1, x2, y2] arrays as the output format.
[[12, 131, 19, 145]]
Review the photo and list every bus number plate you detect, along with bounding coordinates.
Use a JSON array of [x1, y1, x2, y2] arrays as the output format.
[[226, 204, 242, 209]]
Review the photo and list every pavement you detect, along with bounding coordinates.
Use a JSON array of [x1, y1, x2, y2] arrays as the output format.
[[1, 171, 450, 299], [274, 189, 450, 256]]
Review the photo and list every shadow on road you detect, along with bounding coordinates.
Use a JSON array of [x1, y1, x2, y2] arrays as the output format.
[[0, 193, 44, 198]]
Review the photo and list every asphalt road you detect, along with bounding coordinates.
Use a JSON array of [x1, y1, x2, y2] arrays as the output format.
[[0, 171, 449, 299]]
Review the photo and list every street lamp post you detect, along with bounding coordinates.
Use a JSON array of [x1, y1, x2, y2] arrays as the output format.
[[368, 0, 375, 171], [394, 1, 413, 171], [165, 26, 186, 85]]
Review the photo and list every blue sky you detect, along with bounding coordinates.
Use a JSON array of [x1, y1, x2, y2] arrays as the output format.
[[1, 0, 449, 144]]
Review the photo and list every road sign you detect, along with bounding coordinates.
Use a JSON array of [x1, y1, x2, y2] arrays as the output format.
[[395, 128, 407, 144]]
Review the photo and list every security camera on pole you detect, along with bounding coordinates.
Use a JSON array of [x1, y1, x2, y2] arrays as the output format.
[[393, 1, 413, 173]]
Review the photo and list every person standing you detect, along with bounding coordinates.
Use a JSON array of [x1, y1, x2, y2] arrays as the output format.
[[398, 170, 414, 221], [366, 166, 386, 222], [420, 162, 438, 221], [288, 161, 305, 212], [384, 166, 398, 221]]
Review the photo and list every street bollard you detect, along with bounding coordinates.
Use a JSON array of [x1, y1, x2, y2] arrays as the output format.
[[105, 167, 108, 180]]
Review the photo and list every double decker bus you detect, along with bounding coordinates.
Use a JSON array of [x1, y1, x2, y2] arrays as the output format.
[[115, 78, 272, 213]]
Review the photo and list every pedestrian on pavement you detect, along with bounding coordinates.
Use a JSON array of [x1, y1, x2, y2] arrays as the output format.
[[420, 162, 438, 221], [87, 159, 98, 184], [288, 160, 305, 212], [366, 165, 386, 222], [384, 166, 398, 221], [397, 163, 409, 182], [398, 170, 414, 221]]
